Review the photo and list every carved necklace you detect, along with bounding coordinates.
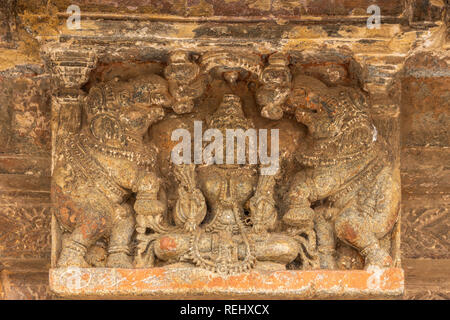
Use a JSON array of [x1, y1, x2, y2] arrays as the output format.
[[189, 207, 256, 275]]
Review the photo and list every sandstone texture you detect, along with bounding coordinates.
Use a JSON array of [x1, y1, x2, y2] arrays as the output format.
[[50, 267, 404, 298]]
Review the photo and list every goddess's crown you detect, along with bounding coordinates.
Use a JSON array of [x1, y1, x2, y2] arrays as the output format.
[[207, 94, 254, 130]]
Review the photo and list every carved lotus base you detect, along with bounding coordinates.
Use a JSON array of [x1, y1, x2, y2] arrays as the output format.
[[49, 267, 404, 299]]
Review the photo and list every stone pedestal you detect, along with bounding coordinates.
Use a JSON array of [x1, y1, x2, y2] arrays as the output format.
[[50, 267, 404, 299]]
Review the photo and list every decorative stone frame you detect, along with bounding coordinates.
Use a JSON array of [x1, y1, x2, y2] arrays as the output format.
[[43, 14, 417, 299]]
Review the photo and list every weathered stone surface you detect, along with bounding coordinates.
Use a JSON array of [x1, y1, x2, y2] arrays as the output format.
[[0, 0, 18, 45], [0, 175, 50, 195], [42, 0, 446, 298], [0, 155, 51, 200], [0, 155, 50, 176], [0, 0, 448, 300], [401, 51, 449, 148], [401, 79, 449, 147], [44, 0, 407, 17], [2, 259, 446, 300], [400, 146, 449, 259], [0, 64, 52, 261], [272, 0, 404, 16], [48, 0, 186, 15], [401, 147, 450, 196], [0, 259, 52, 300], [404, 51, 450, 79], [408, 0, 449, 22], [48, 45, 402, 275], [0, 203, 51, 259], [403, 258, 450, 300], [49, 267, 404, 298], [0, 69, 51, 155], [402, 193, 449, 259], [398, 48, 449, 263]]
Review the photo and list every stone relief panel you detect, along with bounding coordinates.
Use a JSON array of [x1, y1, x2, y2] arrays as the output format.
[[49, 49, 401, 278]]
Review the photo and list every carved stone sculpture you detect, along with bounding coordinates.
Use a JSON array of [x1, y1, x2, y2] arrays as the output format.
[[282, 75, 401, 270], [256, 53, 292, 121], [53, 75, 168, 268], [136, 95, 299, 274]]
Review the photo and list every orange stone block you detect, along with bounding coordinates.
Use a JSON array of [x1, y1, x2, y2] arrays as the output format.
[[49, 267, 404, 299]]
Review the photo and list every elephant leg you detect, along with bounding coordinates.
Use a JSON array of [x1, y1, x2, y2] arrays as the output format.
[[106, 203, 135, 268], [335, 204, 392, 269], [336, 166, 400, 269], [58, 228, 91, 268], [369, 167, 401, 239], [57, 194, 112, 268]]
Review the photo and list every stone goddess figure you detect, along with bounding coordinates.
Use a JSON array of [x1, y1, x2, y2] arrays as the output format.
[[136, 94, 299, 273]]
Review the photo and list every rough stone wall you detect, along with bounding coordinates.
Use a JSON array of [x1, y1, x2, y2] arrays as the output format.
[[399, 42, 450, 299], [0, 0, 448, 299], [17, 0, 406, 16], [0, 68, 53, 299], [401, 51, 450, 261], [0, 67, 52, 257]]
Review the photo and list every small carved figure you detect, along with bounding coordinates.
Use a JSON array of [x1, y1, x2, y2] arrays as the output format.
[[137, 94, 299, 273], [283, 75, 401, 270], [53, 75, 169, 268], [164, 50, 207, 114], [256, 53, 292, 120]]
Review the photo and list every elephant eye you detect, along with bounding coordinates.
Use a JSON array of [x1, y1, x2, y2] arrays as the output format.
[[118, 90, 130, 106]]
